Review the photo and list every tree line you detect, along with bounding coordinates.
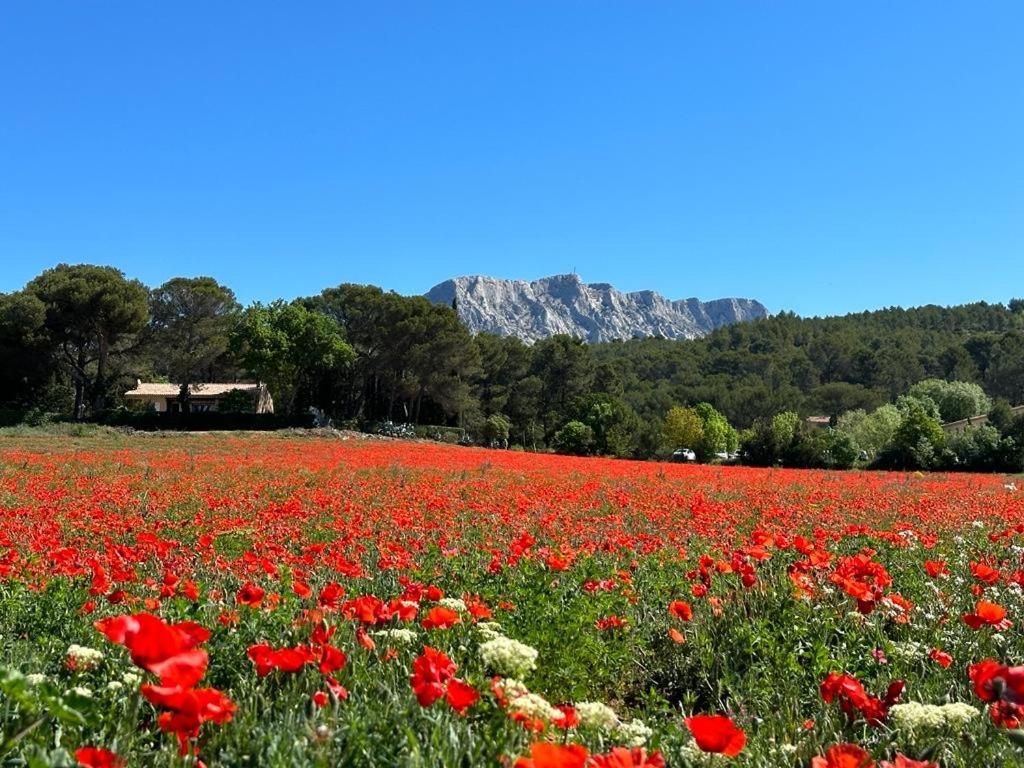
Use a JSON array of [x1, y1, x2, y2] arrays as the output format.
[[2, 263, 1023, 471]]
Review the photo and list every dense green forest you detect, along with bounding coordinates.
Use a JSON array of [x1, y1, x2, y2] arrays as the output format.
[[2, 263, 1023, 471]]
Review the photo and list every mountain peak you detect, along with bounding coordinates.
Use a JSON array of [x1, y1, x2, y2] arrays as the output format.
[[425, 274, 768, 343]]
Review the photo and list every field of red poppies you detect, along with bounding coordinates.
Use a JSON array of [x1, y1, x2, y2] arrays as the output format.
[[1, 432, 1023, 767]]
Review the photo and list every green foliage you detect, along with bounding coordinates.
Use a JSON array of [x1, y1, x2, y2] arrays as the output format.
[[231, 301, 354, 414], [551, 420, 594, 456], [482, 414, 511, 447], [662, 406, 703, 452], [836, 405, 901, 459], [145, 276, 241, 404], [218, 388, 256, 414], [908, 378, 991, 423], [566, 393, 639, 457], [25, 264, 149, 416], [875, 400, 947, 470], [693, 402, 738, 459]]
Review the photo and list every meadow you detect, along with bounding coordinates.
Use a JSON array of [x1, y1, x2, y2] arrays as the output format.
[[1, 432, 1023, 767]]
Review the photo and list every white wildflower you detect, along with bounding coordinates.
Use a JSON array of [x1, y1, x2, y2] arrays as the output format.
[[507, 692, 563, 723], [891, 701, 978, 732], [888, 641, 922, 662], [479, 636, 538, 678], [106, 680, 124, 691], [122, 671, 141, 686], [941, 702, 979, 727], [25, 673, 47, 686], [575, 701, 620, 731], [69, 686, 93, 698], [67, 644, 104, 669], [373, 628, 419, 646], [475, 621, 504, 641], [614, 718, 653, 747]]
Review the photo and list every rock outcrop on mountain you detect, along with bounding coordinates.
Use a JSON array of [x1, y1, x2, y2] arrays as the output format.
[[425, 274, 768, 343]]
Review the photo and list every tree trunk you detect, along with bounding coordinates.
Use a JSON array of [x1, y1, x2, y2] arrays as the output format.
[[92, 334, 109, 414], [73, 347, 87, 420]]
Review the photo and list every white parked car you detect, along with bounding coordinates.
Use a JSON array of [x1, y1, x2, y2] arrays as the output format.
[[672, 448, 697, 462]]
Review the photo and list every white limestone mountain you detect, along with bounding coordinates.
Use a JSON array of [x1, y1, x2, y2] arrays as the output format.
[[425, 274, 768, 343]]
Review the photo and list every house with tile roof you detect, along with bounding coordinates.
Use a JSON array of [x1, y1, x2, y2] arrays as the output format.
[[124, 381, 274, 414]]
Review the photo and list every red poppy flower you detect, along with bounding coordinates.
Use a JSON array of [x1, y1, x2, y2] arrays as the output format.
[[235, 582, 265, 608], [312, 691, 328, 708], [554, 704, 579, 729], [246, 643, 313, 676], [315, 643, 347, 674], [75, 746, 125, 768], [922, 560, 947, 578], [962, 600, 1010, 629], [513, 742, 589, 768], [811, 743, 875, 768], [95, 613, 210, 686], [970, 561, 1001, 584], [410, 646, 456, 707], [588, 747, 665, 768], [879, 755, 938, 768], [444, 678, 480, 715], [668, 600, 693, 621], [969, 659, 1024, 704], [684, 714, 746, 756], [820, 673, 903, 726], [927, 648, 952, 668], [421, 606, 461, 630]]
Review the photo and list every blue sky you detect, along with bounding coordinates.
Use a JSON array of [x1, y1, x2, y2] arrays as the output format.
[[1, 2, 1021, 317]]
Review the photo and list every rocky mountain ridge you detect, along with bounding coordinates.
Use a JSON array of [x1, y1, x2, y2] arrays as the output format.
[[425, 273, 768, 343]]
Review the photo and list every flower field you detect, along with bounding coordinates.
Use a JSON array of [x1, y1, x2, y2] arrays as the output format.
[[1, 434, 1024, 767]]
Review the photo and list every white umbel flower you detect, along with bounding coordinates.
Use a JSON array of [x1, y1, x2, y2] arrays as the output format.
[[373, 628, 419, 646], [575, 701, 620, 731], [940, 702, 980, 727], [67, 644, 104, 668], [479, 636, 538, 678], [614, 718, 653, 747], [890, 701, 978, 732]]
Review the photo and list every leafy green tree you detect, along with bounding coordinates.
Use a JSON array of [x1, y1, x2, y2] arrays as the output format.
[[947, 426, 1008, 472], [0, 292, 55, 409], [145, 277, 241, 413], [985, 332, 1024, 405], [552, 420, 594, 456], [692, 402, 738, 460], [308, 285, 478, 424], [568, 393, 639, 457], [505, 375, 544, 449], [836, 404, 901, 459], [26, 264, 148, 417], [896, 393, 942, 421], [231, 301, 354, 414], [987, 400, 1016, 434], [743, 411, 801, 466], [876, 399, 947, 470], [908, 379, 991, 423], [530, 335, 595, 438], [482, 414, 511, 447], [662, 406, 704, 452], [823, 430, 859, 469]]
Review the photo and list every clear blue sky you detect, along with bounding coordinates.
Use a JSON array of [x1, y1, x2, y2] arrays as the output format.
[[2, 2, 1022, 317]]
